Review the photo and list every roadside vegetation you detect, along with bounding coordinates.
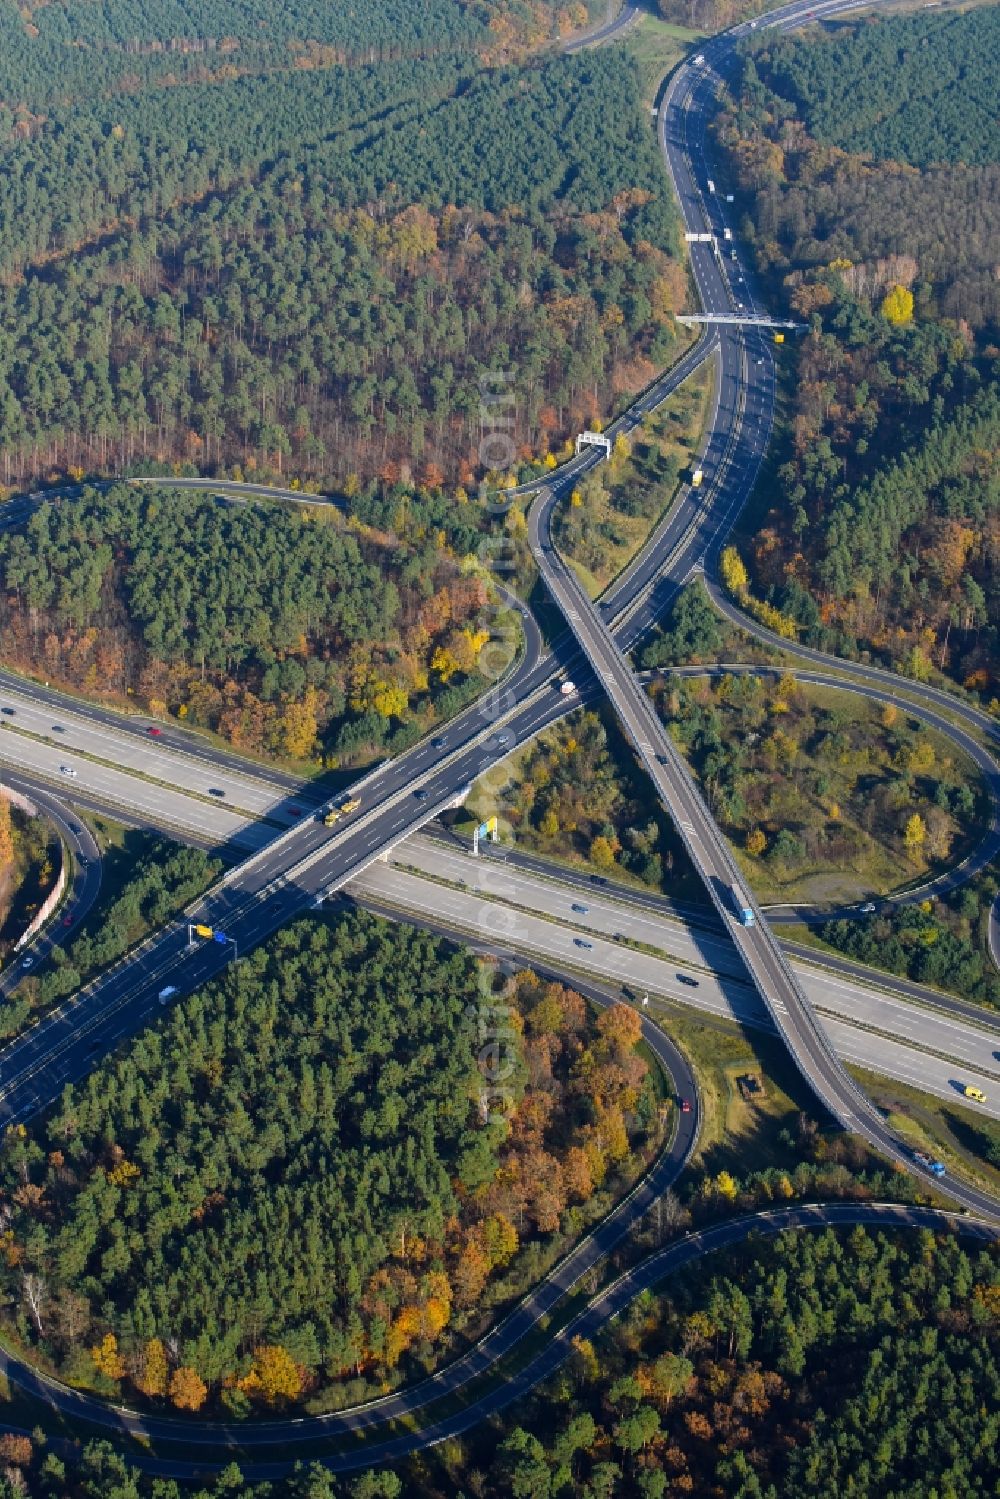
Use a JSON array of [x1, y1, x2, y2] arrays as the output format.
[[554, 362, 712, 594], [0, 913, 662, 1415], [0, 799, 58, 972], [2, 834, 219, 1040], [650, 670, 982, 906], [463, 707, 701, 898], [716, 5, 1000, 698]]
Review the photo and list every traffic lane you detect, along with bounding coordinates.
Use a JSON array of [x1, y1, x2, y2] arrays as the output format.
[[395, 835, 1000, 1074], [0, 729, 268, 851], [0, 779, 101, 995], [349, 860, 1000, 1119], [0, 685, 318, 820], [0, 665, 305, 793], [422, 825, 1000, 1037]]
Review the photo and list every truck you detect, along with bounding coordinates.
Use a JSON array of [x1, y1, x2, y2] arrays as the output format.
[[733, 891, 755, 927], [723, 227, 732, 241], [693, 52, 705, 65], [193, 924, 214, 939], [323, 796, 362, 827], [773, 332, 785, 345], [158, 985, 178, 1005], [707, 179, 716, 194], [964, 1085, 987, 1103], [691, 468, 704, 488], [913, 1151, 946, 1177]]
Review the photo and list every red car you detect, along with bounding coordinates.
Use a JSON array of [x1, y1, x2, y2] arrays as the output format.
[[62, 915, 73, 927], [680, 1099, 692, 1114], [147, 726, 162, 736]]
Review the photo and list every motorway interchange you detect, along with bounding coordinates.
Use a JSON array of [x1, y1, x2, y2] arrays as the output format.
[[0, 0, 998, 1474]]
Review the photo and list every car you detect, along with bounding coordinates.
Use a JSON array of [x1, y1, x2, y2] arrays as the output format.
[[288, 805, 302, 817], [496, 733, 511, 746], [590, 875, 608, 886], [52, 724, 65, 732], [413, 788, 429, 801], [574, 938, 593, 949], [69, 824, 81, 835], [158, 985, 178, 1005], [62, 915, 73, 927], [680, 1098, 692, 1113], [0, 706, 15, 716], [432, 736, 447, 749], [208, 788, 225, 797], [59, 765, 77, 777], [677, 973, 700, 987], [79, 855, 89, 867], [860, 902, 877, 914], [20, 955, 33, 969], [571, 903, 589, 914]]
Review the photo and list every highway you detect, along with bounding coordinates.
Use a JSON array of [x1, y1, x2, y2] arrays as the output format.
[[0, 0, 994, 1474], [522, 0, 1000, 1225], [0, 1202, 992, 1480], [0, 0, 994, 1209]]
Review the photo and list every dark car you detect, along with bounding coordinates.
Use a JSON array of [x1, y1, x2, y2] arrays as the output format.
[[590, 875, 608, 886], [0, 706, 14, 716], [571, 903, 589, 915], [413, 788, 429, 801], [208, 788, 225, 798], [52, 724, 65, 733], [680, 1099, 692, 1114], [69, 824, 81, 835], [677, 973, 699, 987], [432, 737, 447, 750], [574, 938, 593, 949]]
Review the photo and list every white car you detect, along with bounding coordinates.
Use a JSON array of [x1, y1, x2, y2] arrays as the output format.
[[20, 954, 33, 970], [59, 765, 77, 778]]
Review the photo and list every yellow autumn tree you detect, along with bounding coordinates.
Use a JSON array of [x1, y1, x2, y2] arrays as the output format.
[[90, 1333, 125, 1381], [745, 828, 767, 857], [169, 1365, 208, 1411], [904, 813, 927, 853], [239, 1344, 303, 1402], [135, 1337, 168, 1398], [881, 284, 914, 325], [0, 798, 13, 870], [279, 685, 319, 760], [720, 546, 749, 595]]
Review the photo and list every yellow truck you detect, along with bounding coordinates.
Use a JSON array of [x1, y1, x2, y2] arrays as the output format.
[[964, 1085, 987, 1103], [193, 924, 214, 939], [323, 796, 361, 827], [691, 468, 704, 489]]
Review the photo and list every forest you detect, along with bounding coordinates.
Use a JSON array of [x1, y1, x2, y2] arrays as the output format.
[[0, 913, 658, 1413], [0, 32, 684, 489], [0, 1222, 994, 1497], [0, 484, 504, 763], [0, 0, 599, 109], [715, 7, 1000, 692], [755, 6, 1000, 168]]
